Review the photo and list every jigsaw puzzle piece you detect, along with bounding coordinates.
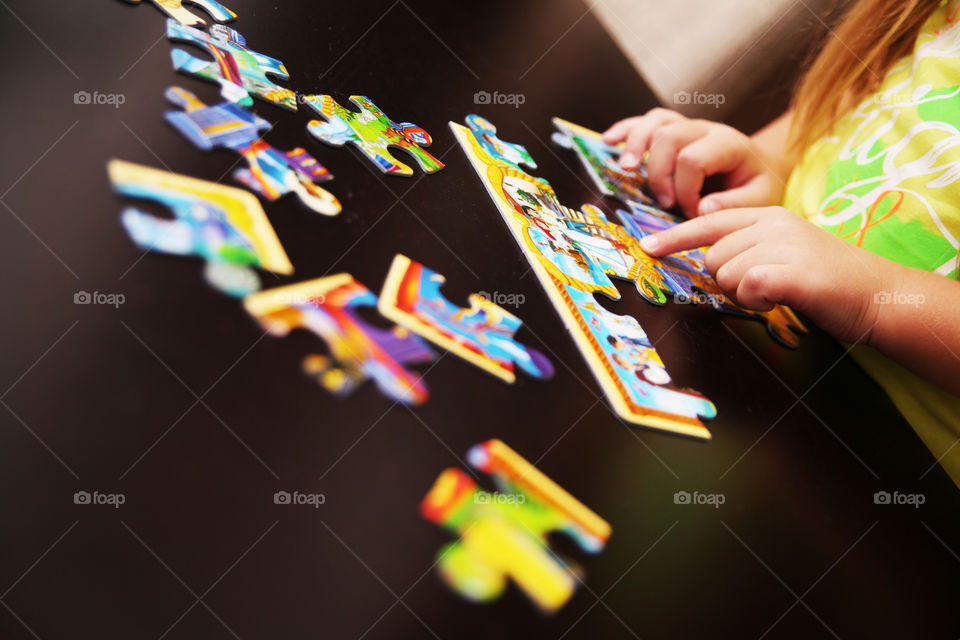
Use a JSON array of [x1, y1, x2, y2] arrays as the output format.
[[243, 275, 435, 404], [421, 439, 610, 613], [167, 21, 297, 111], [107, 160, 293, 298], [302, 95, 444, 176], [378, 254, 553, 383], [464, 114, 537, 171], [122, 0, 237, 26], [164, 87, 340, 216], [551, 117, 655, 207]]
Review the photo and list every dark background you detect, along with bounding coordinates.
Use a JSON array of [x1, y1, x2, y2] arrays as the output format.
[[1, 1, 958, 638]]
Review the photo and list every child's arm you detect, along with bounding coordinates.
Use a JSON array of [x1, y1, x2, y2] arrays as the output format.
[[639, 207, 960, 396], [603, 109, 798, 217]]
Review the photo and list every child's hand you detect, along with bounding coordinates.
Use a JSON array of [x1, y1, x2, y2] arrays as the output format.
[[639, 207, 893, 343], [603, 109, 786, 218]]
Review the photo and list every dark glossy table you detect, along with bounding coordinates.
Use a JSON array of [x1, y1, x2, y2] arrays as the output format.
[[1, 1, 958, 638]]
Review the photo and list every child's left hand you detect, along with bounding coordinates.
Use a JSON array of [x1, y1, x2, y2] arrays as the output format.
[[639, 206, 893, 343]]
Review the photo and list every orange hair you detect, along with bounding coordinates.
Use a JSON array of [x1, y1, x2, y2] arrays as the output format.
[[790, 0, 942, 152]]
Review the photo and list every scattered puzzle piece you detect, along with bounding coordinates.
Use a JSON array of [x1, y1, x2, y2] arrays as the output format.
[[164, 87, 340, 216], [167, 20, 297, 111], [553, 118, 808, 348], [122, 0, 236, 26], [243, 275, 435, 404], [452, 116, 716, 438], [108, 159, 293, 297], [303, 95, 443, 176], [378, 254, 553, 383], [422, 439, 610, 613]]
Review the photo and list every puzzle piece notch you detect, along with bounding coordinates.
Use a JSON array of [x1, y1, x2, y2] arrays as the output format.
[[164, 87, 340, 216], [243, 275, 435, 405], [466, 114, 537, 172], [108, 160, 293, 298], [378, 254, 553, 383], [123, 0, 237, 26], [421, 439, 610, 613], [303, 95, 444, 177], [167, 20, 297, 111]]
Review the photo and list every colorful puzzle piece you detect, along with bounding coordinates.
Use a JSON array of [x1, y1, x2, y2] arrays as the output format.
[[108, 160, 292, 297], [422, 439, 610, 613], [465, 114, 537, 172], [167, 20, 297, 111], [553, 118, 808, 348], [452, 116, 716, 438], [122, 0, 236, 26], [378, 254, 553, 383], [164, 87, 340, 216], [243, 275, 435, 404], [551, 117, 655, 207], [303, 95, 443, 177]]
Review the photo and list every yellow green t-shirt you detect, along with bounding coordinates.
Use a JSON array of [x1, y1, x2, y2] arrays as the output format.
[[783, 1, 960, 488]]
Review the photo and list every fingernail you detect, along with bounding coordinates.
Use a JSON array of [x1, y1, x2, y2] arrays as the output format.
[[700, 198, 720, 215], [640, 235, 659, 252], [620, 152, 638, 168], [657, 191, 674, 209]]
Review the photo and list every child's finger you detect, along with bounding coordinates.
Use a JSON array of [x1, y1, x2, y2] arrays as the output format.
[[698, 175, 778, 215], [703, 226, 762, 275], [713, 243, 784, 296], [646, 121, 708, 208], [618, 109, 683, 168], [602, 116, 644, 144], [736, 263, 797, 311], [674, 132, 743, 216], [639, 208, 763, 256]]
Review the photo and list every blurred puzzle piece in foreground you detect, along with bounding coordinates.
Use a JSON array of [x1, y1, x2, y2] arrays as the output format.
[[121, 0, 236, 26], [164, 87, 340, 215], [244, 275, 435, 405], [108, 159, 293, 297], [422, 439, 610, 613]]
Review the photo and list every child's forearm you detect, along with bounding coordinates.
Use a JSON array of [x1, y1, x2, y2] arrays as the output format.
[[749, 111, 799, 185], [868, 262, 960, 397]]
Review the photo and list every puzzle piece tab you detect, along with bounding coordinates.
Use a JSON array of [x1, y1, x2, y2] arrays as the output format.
[[243, 275, 435, 404], [108, 160, 293, 297], [122, 0, 236, 26], [303, 95, 443, 176], [465, 114, 537, 172], [164, 87, 340, 215], [167, 20, 297, 111], [422, 439, 610, 613], [378, 254, 553, 383]]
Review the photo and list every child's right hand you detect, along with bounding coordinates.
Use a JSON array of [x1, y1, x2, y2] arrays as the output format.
[[603, 109, 787, 218]]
